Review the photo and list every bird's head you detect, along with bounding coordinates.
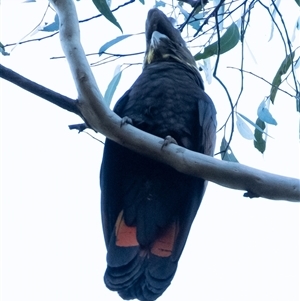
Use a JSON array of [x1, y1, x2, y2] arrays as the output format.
[[144, 8, 198, 71]]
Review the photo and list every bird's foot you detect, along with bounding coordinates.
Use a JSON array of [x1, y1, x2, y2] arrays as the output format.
[[68, 123, 89, 133], [243, 191, 260, 199], [120, 116, 133, 127], [161, 135, 178, 150]]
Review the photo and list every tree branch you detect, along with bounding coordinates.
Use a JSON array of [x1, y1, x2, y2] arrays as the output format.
[[0, 64, 82, 117], [3, 0, 299, 202]]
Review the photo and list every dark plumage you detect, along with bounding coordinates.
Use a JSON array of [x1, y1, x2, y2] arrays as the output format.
[[100, 8, 217, 301]]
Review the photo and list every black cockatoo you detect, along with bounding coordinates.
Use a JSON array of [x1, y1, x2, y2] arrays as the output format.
[[100, 8, 217, 301]]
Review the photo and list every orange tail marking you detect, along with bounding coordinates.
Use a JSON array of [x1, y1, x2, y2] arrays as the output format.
[[151, 222, 177, 257], [115, 211, 139, 247]]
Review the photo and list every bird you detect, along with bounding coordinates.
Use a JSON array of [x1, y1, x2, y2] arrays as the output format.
[[100, 8, 217, 301]]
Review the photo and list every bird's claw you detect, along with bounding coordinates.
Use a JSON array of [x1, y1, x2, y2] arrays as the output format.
[[120, 116, 133, 127], [243, 191, 260, 199], [161, 135, 178, 150]]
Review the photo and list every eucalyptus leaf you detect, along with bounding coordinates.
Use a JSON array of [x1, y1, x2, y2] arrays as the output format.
[[257, 98, 277, 125], [220, 138, 239, 162], [236, 113, 255, 140], [177, 5, 189, 19], [99, 34, 132, 55], [268, 0, 281, 41], [92, 0, 122, 33], [297, 16, 300, 30], [194, 22, 240, 60], [236, 112, 270, 135], [270, 51, 295, 103], [202, 58, 212, 84], [213, 0, 224, 31], [254, 118, 266, 154], [177, 6, 201, 31], [104, 66, 122, 107], [155, 1, 166, 7], [294, 57, 300, 70], [41, 14, 59, 32], [296, 91, 300, 112], [189, 12, 204, 31], [0, 42, 9, 56], [193, 0, 209, 13]]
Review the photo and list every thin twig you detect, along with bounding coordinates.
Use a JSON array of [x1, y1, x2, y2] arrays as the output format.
[[4, 0, 136, 48], [193, 0, 226, 36], [212, 11, 235, 159], [228, 66, 295, 98]]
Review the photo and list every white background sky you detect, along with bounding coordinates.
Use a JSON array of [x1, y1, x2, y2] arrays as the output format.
[[1, 0, 300, 300]]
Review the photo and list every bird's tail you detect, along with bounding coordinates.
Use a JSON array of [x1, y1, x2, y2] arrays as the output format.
[[104, 211, 179, 301]]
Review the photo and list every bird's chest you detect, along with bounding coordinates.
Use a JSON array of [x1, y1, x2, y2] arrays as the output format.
[[120, 70, 201, 148]]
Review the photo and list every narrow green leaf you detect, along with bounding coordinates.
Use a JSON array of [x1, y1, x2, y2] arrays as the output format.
[[139, 0, 145, 4], [194, 23, 240, 60], [104, 66, 122, 107], [296, 91, 300, 112], [220, 138, 239, 162], [270, 51, 295, 103], [92, 0, 122, 33], [254, 118, 266, 154], [99, 34, 132, 55], [295, 0, 300, 6]]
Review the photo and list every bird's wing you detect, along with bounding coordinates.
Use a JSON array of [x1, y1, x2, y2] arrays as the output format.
[[100, 86, 215, 301], [198, 90, 217, 156]]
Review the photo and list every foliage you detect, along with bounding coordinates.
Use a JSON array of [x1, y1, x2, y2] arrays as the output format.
[[270, 51, 295, 103], [194, 22, 240, 60], [92, 0, 123, 32]]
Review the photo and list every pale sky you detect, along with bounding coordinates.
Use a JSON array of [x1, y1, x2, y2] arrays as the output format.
[[1, 1, 300, 301]]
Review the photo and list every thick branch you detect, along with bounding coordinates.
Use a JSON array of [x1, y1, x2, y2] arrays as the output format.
[[2, 62, 299, 201], [0, 64, 82, 117], [4, 0, 297, 202]]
